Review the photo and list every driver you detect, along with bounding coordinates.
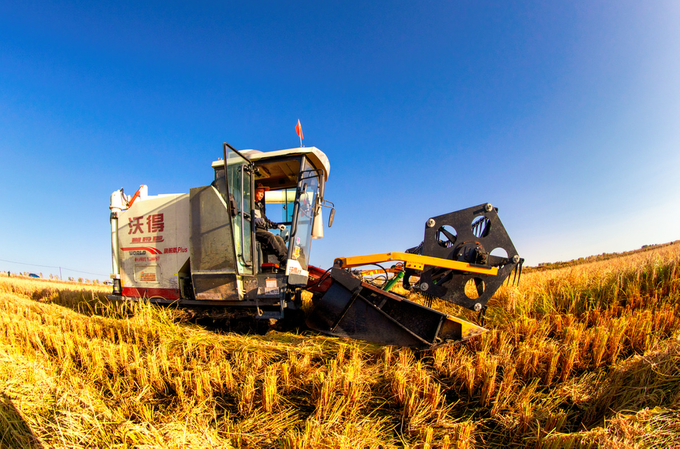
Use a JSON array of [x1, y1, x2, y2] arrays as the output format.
[[254, 183, 288, 266]]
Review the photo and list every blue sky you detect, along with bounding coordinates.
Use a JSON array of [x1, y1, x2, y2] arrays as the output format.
[[1, 1, 679, 280]]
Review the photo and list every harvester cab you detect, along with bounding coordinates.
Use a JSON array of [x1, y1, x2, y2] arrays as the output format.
[[210, 143, 332, 285], [109, 142, 522, 349], [109, 143, 332, 320]]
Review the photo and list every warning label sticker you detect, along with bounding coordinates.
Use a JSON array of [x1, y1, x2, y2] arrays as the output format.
[[140, 272, 157, 282]]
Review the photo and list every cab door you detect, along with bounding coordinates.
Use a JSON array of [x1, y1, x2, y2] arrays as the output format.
[[223, 143, 255, 276]]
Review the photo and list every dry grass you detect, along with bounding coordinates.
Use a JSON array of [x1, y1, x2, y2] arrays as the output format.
[[1, 243, 679, 448]]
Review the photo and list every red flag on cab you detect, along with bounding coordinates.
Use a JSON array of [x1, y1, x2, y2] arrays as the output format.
[[295, 119, 304, 140]]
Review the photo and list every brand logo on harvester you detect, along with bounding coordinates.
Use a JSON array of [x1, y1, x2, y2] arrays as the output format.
[[130, 251, 146, 256]]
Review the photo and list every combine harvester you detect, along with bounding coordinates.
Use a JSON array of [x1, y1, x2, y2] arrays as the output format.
[[109, 143, 522, 348]]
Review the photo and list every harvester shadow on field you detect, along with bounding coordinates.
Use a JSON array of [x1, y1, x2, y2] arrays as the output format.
[[0, 393, 43, 449]]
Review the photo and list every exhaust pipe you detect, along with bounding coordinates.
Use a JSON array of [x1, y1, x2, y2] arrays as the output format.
[[109, 189, 125, 295]]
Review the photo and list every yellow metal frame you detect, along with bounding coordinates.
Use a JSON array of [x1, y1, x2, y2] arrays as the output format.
[[358, 266, 403, 277], [334, 252, 498, 276]]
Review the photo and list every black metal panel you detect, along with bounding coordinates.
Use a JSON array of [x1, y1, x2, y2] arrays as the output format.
[[306, 268, 456, 348], [192, 272, 239, 301], [418, 203, 521, 311], [306, 282, 427, 347]]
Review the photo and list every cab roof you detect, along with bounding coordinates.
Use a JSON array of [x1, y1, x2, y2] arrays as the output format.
[[211, 146, 330, 182]]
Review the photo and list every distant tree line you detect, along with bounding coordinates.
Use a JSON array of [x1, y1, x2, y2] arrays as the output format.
[[525, 241, 680, 272]]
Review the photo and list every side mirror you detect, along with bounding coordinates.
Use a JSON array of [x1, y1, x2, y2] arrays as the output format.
[[328, 207, 335, 227]]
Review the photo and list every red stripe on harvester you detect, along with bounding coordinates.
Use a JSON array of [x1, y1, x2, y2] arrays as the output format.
[[121, 287, 180, 300], [121, 247, 162, 255]]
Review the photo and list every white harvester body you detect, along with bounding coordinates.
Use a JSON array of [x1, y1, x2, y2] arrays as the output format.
[[111, 190, 190, 299]]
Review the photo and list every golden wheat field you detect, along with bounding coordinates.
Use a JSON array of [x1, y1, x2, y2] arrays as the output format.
[[1, 243, 679, 448]]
